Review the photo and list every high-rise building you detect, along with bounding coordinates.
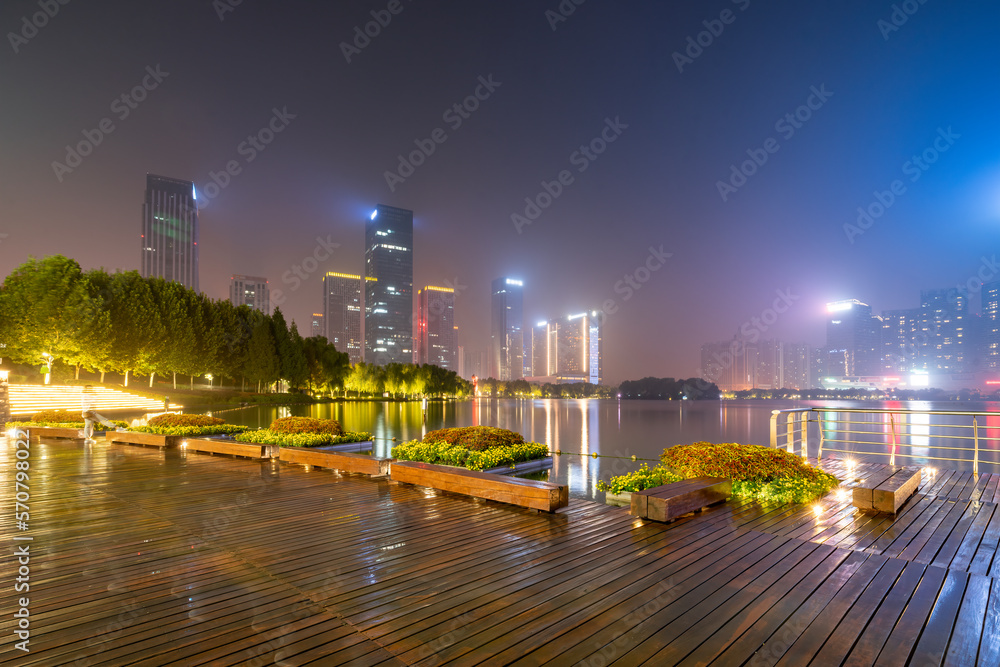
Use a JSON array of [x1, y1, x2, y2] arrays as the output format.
[[490, 277, 524, 380], [700, 336, 757, 391], [984, 281, 1000, 371], [700, 337, 811, 391], [229, 275, 269, 314], [310, 313, 324, 339], [881, 308, 920, 373], [464, 349, 488, 381], [916, 288, 968, 372], [823, 300, 880, 377], [416, 286, 457, 369], [525, 312, 602, 384], [323, 272, 365, 364], [141, 174, 199, 291], [364, 205, 413, 365]]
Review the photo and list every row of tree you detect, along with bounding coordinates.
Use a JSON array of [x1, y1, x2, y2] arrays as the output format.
[[617, 376, 721, 400], [474, 378, 617, 398], [0, 256, 470, 397]]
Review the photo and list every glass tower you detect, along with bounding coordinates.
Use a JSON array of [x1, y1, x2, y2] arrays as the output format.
[[490, 277, 523, 380], [325, 272, 366, 364], [141, 174, 199, 291], [364, 205, 413, 365]]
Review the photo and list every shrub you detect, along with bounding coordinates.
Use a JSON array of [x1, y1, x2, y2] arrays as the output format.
[[268, 416, 342, 435], [392, 439, 549, 471], [422, 426, 524, 451], [235, 429, 371, 447], [597, 442, 839, 504], [31, 410, 83, 423], [129, 424, 249, 437], [148, 413, 224, 428]]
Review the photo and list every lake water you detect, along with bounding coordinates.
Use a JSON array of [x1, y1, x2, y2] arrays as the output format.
[[215, 398, 1000, 501]]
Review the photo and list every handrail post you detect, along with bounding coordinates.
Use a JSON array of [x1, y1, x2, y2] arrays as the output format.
[[974, 416, 979, 478], [770, 411, 779, 449], [801, 411, 810, 461], [889, 414, 897, 468], [786, 412, 795, 455], [817, 410, 825, 460]]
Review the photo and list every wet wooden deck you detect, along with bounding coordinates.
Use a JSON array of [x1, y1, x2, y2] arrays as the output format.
[[1, 439, 999, 665]]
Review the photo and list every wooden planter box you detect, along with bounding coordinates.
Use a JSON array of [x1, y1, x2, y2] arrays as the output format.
[[390, 460, 569, 513], [183, 438, 278, 460], [279, 447, 390, 476], [853, 467, 921, 514], [107, 432, 183, 448], [604, 491, 632, 508], [25, 426, 90, 440]]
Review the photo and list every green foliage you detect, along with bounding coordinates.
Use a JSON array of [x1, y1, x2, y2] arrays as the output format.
[[234, 429, 372, 447], [597, 442, 840, 504], [268, 416, 342, 435], [147, 413, 224, 427], [422, 426, 525, 451], [8, 419, 128, 429], [128, 424, 249, 436], [596, 464, 684, 494], [31, 409, 83, 423], [392, 439, 549, 471]]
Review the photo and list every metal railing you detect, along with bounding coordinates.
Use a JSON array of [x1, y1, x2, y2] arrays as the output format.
[[770, 407, 1000, 476]]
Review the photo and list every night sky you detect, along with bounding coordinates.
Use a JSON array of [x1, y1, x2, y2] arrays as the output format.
[[1, 0, 997, 383]]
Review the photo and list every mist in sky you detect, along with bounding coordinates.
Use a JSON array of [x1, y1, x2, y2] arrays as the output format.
[[1, 0, 997, 383]]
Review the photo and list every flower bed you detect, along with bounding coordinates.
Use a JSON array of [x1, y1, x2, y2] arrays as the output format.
[[421, 425, 524, 451], [128, 424, 249, 437], [269, 416, 342, 435], [235, 430, 372, 448], [148, 414, 224, 428], [391, 439, 549, 472], [598, 442, 839, 504]]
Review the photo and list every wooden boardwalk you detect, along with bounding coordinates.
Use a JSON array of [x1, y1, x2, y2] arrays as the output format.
[[1, 441, 999, 665]]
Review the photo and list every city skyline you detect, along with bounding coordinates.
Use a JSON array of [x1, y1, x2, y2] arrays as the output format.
[[2, 1, 997, 384]]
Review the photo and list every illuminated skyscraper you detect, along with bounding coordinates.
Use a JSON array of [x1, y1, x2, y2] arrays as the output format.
[[311, 313, 324, 339], [823, 300, 880, 377], [526, 312, 602, 384], [364, 205, 413, 365], [881, 308, 920, 373], [916, 288, 968, 372], [490, 277, 523, 380], [141, 174, 199, 291], [417, 286, 456, 369], [324, 272, 365, 364], [228, 275, 269, 314], [985, 281, 1000, 370]]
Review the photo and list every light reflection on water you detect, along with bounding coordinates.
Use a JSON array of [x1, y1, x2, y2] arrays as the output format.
[[214, 398, 1000, 501]]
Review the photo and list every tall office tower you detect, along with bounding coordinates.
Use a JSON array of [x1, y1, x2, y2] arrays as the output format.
[[526, 313, 602, 384], [782, 342, 812, 390], [984, 281, 1000, 371], [364, 205, 413, 365], [700, 335, 758, 391], [881, 308, 920, 373], [416, 286, 457, 369], [311, 313, 324, 339], [490, 277, 524, 380], [323, 272, 365, 364], [464, 349, 488, 380], [917, 288, 968, 373], [755, 340, 780, 390], [141, 174, 199, 291], [229, 275, 270, 314], [823, 300, 880, 377], [530, 321, 553, 377]]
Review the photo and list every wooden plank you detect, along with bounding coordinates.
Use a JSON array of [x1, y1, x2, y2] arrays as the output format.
[[631, 476, 731, 522], [842, 560, 926, 667], [26, 426, 88, 439], [911, 570, 970, 664], [944, 574, 991, 666], [980, 578, 1000, 667], [874, 565, 948, 666], [950, 503, 998, 572], [390, 460, 568, 512], [183, 437, 276, 459], [107, 431, 182, 448], [279, 447, 390, 476]]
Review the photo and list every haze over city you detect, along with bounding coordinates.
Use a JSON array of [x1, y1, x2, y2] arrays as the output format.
[[1, 0, 997, 383]]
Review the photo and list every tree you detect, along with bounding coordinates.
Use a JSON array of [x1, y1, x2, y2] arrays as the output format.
[[244, 314, 279, 392], [283, 322, 309, 390]]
